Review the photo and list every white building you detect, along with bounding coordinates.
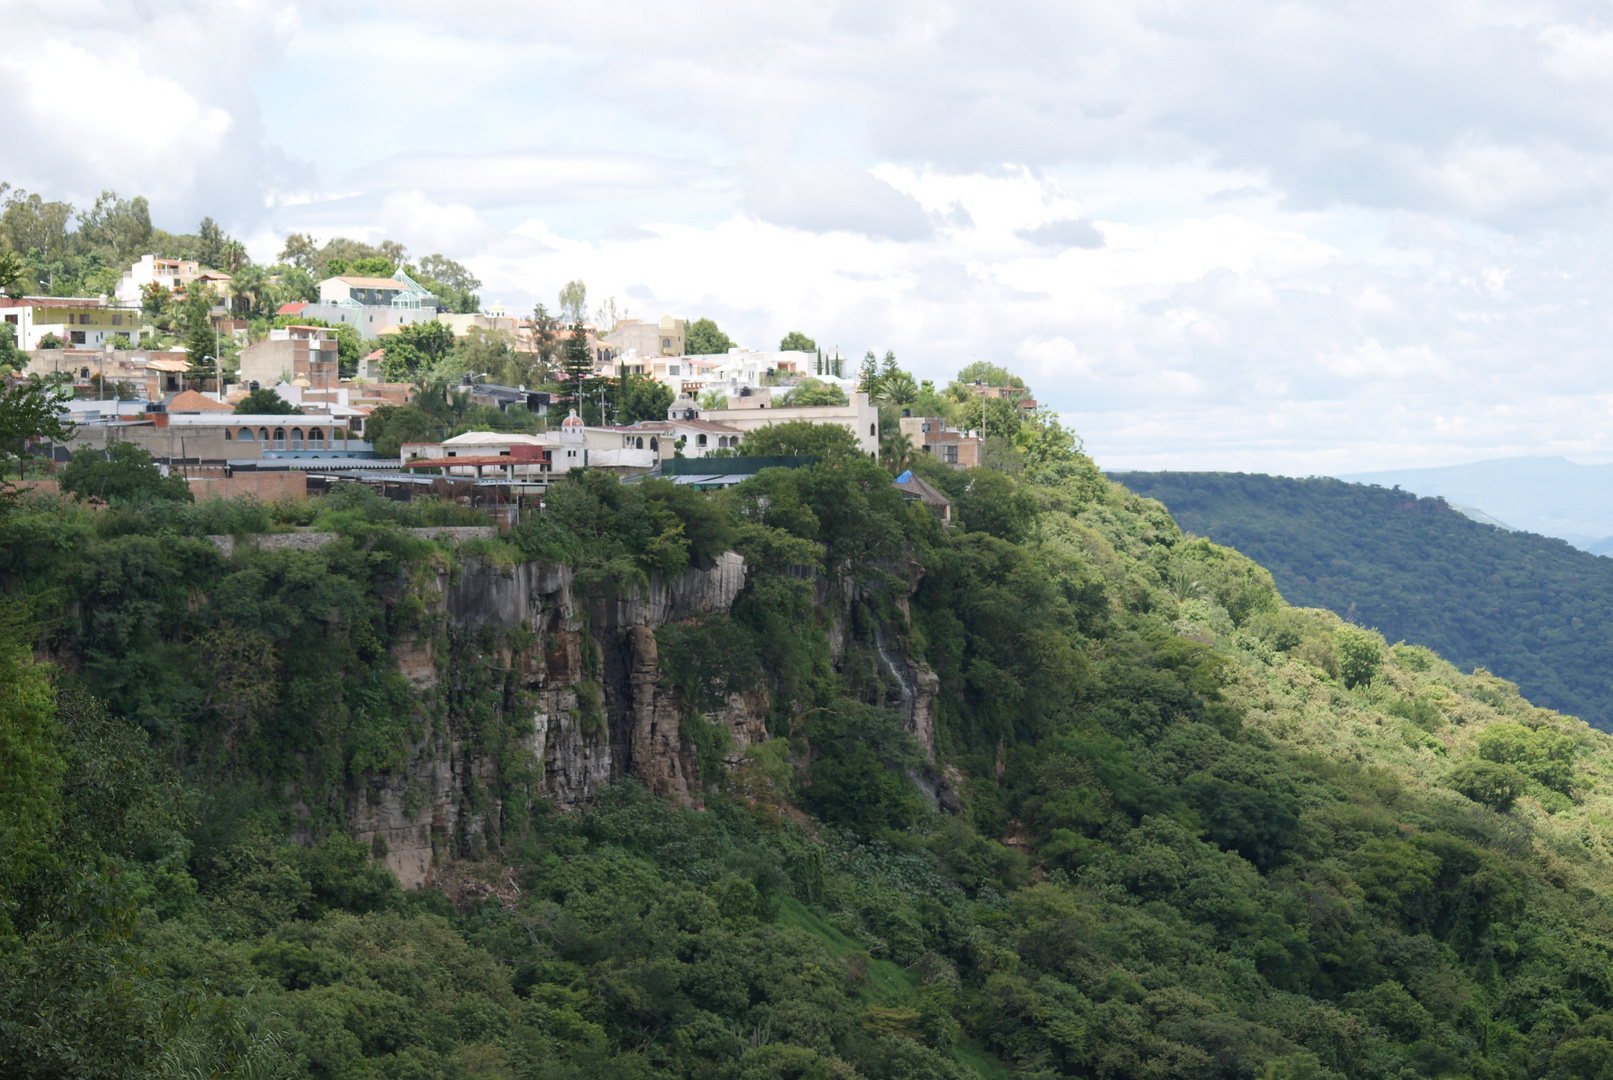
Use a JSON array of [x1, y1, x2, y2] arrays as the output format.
[[296, 272, 439, 340], [675, 391, 881, 459], [115, 255, 233, 305], [0, 296, 137, 350]]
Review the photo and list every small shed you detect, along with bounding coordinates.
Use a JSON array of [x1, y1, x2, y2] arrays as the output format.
[[893, 469, 951, 524]]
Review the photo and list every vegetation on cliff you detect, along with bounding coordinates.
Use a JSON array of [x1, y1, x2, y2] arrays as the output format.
[[7, 393, 1613, 1079]]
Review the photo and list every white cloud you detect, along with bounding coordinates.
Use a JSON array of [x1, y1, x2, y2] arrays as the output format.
[[14, 1, 1613, 472]]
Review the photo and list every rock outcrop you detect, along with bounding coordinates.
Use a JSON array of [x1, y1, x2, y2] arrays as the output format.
[[346, 554, 754, 887]]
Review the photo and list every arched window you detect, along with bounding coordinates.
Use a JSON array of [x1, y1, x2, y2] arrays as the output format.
[[869, 423, 876, 436], [649, 437, 658, 452], [238, 427, 254, 441], [258, 428, 269, 443], [635, 437, 643, 449], [224, 429, 233, 441], [697, 434, 708, 446], [290, 428, 304, 450], [273, 428, 286, 450], [308, 428, 324, 449]]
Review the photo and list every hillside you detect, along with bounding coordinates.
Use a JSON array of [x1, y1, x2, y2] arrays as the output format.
[[1114, 470, 1613, 731], [1338, 456, 1613, 551], [11, 426, 1613, 1078]]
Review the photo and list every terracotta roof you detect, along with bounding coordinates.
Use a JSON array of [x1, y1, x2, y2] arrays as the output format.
[[167, 390, 232, 412], [276, 302, 306, 315]]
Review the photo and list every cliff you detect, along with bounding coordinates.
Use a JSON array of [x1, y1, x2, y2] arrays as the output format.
[[335, 551, 949, 889]]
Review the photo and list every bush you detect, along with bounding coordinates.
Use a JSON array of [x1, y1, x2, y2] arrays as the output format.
[[58, 443, 193, 504], [1446, 759, 1528, 812]]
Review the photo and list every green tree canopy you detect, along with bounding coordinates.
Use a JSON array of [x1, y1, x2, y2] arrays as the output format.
[[738, 419, 864, 462], [686, 317, 734, 355], [779, 330, 816, 352], [233, 388, 302, 415], [780, 378, 847, 407], [0, 376, 74, 480], [617, 374, 674, 425], [381, 320, 456, 380], [58, 443, 193, 503]]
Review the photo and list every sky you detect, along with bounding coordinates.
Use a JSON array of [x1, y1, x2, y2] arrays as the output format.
[[5, 1, 1613, 472]]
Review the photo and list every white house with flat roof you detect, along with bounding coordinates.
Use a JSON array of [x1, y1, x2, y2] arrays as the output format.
[[297, 272, 439, 339]]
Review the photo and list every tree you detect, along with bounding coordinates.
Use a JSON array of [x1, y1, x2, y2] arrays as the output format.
[[780, 331, 816, 352], [562, 321, 593, 402], [0, 249, 26, 299], [195, 217, 226, 269], [184, 316, 216, 388], [781, 378, 848, 407], [35, 333, 62, 350], [381, 320, 456, 380], [365, 404, 436, 459], [58, 442, 192, 503], [0, 323, 18, 373], [618, 374, 674, 425], [233, 388, 301, 415], [874, 371, 918, 407], [698, 389, 728, 410], [738, 420, 863, 462], [76, 191, 153, 266], [278, 232, 319, 270], [530, 302, 562, 378], [350, 256, 393, 277], [0, 376, 74, 479], [413, 254, 481, 314], [857, 350, 879, 393], [559, 280, 588, 325], [686, 317, 734, 355]]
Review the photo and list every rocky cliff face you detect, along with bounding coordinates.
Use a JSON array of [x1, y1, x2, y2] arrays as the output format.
[[352, 554, 762, 888], [338, 550, 946, 889]]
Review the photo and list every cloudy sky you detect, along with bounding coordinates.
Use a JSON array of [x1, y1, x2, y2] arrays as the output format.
[[5, 1, 1613, 472]]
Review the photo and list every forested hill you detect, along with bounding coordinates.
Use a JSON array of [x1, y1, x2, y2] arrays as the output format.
[[1115, 470, 1613, 730], [20, 409, 1613, 1078]]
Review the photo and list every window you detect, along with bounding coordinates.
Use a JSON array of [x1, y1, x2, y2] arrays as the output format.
[[649, 437, 658, 452], [238, 428, 254, 441], [258, 428, 268, 442], [273, 428, 286, 450], [635, 437, 644, 449], [697, 434, 707, 447], [289, 428, 304, 450], [112, 314, 122, 326], [944, 445, 958, 464], [869, 424, 876, 436], [70, 331, 86, 344], [224, 429, 232, 440], [4, 315, 15, 324], [308, 428, 324, 449], [662, 337, 671, 348]]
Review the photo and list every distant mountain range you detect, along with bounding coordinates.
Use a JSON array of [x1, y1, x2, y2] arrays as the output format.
[[1337, 457, 1613, 553], [1114, 470, 1613, 730]]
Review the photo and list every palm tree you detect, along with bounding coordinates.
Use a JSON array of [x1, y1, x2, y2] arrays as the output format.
[[873, 371, 918, 407], [230, 264, 270, 317], [880, 428, 915, 473]]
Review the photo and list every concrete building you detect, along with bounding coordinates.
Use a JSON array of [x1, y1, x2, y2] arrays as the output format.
[[602, 316, 685, 358], [237, 325, 342, 389], [899, 415, 982, 468], [296, 272, 439, 339], [673, 391, 881, 459], [1, 296, 137, 350], [115, 255, 232, 306]]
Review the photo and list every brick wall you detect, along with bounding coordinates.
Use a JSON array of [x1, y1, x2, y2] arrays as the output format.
[[187, 472, 308, 501]]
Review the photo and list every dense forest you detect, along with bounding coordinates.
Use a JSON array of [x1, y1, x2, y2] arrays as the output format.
[[10, 400, 1613, 1079], [1114, 472, 1613, 732]]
